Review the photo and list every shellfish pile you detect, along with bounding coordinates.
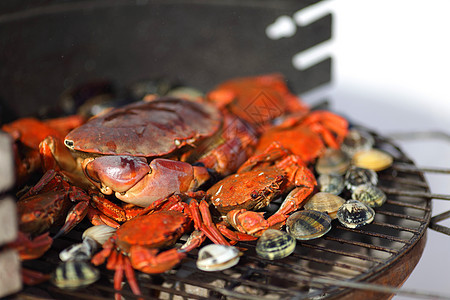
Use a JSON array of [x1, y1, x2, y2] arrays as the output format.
[[254, 128, 393, 261], [4, 74, 396, 295]]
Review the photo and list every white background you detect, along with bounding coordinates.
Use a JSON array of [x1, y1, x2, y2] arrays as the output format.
[[299, 0, 450, 298]]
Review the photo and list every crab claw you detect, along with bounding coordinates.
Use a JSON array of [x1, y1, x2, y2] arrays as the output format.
[[226, 209, 269, 237], [129, 246, 186, 274], [83, 156, 210, 207], [83, 156, 150, 194], [9, 232, 53, 261]]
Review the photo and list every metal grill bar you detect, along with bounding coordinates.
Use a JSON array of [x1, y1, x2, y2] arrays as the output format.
[[334, 225, 411, 244], [385, 199, 430, 211], [323, 236, 398, 254], [393, 163, 450, 175], [370, 221, 420, 234], [380, 187, 450, 201], [381, 175, 429, 188], [376, 210, 427, 223], [299, 242, 384, 263]]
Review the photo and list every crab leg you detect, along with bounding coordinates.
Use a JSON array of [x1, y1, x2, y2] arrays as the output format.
[[266, 186, 314, 229], [264, 155, 316, 228], [22, 268, 51, 286], [180, 230, 206, 252], [123, 255, 142, 297], [9, 232, 53, 260], [188, 200, 231, 246], [216, 220, 258, 242], [237, 141, 290, 172], [129, 246, 186, 274], [53, 201, 89, 239], [113, 253, 125, 300], [87, 206, 121, 228], [301, 111, 348, 147]]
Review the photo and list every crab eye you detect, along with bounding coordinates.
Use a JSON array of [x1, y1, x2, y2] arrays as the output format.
[[64, 139, 75, 149]]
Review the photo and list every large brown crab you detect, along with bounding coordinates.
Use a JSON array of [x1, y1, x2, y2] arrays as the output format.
[[41, 97, 257, 208]]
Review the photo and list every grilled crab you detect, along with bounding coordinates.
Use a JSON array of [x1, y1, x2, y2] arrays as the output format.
[[205, 142, 317, 239], [207, 73, 348, 163], [1, 115, 85, 185], [41, 97, 257, 207], [91, 193, 213, 299]]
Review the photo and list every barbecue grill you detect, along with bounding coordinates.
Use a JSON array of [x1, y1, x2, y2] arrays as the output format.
[[14, 129, 432, 300], [0, 1, 447, 299]]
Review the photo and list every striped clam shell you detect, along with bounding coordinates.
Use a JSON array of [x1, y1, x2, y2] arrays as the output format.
[[286, 210, 332, 240], [318, 173, 345, 195], [341, 129, 375, 157], [352, 184, 387, 208], [315, 148, 351, 175], [344, 165, 378, 191], [51, 260, 100, 289], [256, 229, 296, 260]]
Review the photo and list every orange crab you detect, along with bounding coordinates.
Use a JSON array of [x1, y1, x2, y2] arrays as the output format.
[[207, 73, 348, 163], [17, 169, 141, 240], [41, 97, 257, 209], [255, 110, 348, 163], [91, 193, 211, 299], [207, 73, 309, 131], [1, 115, 85, 185], [17, 169, 91, 237], [205, 142, 317, 238]]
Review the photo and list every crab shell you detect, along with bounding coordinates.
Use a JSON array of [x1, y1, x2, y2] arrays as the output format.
[[115, 211, 191, 253], [64, 97, 222, 158], [207, 167, 286, 214]]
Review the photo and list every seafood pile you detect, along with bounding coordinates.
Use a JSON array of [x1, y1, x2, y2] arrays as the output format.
[[2, 73, 395, 298]]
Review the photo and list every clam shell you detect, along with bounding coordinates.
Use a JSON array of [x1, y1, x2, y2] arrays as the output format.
[[353, 149, 393, 171], [82, 225, 117, 246], [352, 184, 387, 208], [341, 129, 375, 157], [256, 229, 296, 260], [344, 165, 378, 191], [337, 200, 375, 229], [304, 192, 346, 219], [59, 239, 97, 262], [286, 210, 332, 240], [51, 260, 100, 289], [315, 148, 351, 175], [197, 244, 241, 272], [318, 174, 345, 195]]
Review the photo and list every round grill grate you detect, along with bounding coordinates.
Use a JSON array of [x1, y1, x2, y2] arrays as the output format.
[[13, 126, 432, 300]]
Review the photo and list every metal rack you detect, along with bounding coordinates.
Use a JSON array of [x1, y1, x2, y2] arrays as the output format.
[[13, 128, 448, 300]]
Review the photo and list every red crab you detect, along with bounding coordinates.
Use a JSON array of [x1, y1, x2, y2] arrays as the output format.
[[17, 169, 91, 236], [17, 169, 139, 239], [207, 73, 348, 163], [207, 73, 309, 131], [255, 110, 349, 163], [205, 142, 317, 238], [7, 232, 53, 285], [91, 193, 214, 299], [1, 115, 85, 185], [41, 97, 257, 208]]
